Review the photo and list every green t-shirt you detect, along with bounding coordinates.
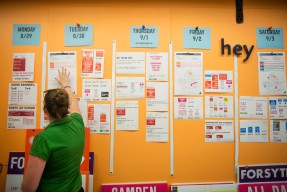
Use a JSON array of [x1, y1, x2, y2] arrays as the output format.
[[30, 113, 85, 192]]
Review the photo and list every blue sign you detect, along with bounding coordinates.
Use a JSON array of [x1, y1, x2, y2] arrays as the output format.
[[130, 26, 158, 48], [65, 24, 93, 46], [7, 152, 25, 174], [240, 128, 246, 133], [248, 127, 253, 133], [256, 27, 284, 48], [12, 24, 40, 46], [238, 164, 287, 183], [184, 27, 211, 49]]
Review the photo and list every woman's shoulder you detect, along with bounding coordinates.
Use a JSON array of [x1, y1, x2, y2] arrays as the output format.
[[69, 112, 84, 125], [69, 112, 82, 119]]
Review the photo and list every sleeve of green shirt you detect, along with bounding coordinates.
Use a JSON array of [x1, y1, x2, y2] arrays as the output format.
[[30, 134, 51, 161], [70, 112, 84, 127]]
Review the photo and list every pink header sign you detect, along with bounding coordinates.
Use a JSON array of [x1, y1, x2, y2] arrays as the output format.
[[102, 182, 168, 192], [238, 182, 287, 192]]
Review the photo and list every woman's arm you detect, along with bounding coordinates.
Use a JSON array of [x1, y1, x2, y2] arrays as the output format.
[[55, 67, 81, 114], [22, 155, 46, 192]]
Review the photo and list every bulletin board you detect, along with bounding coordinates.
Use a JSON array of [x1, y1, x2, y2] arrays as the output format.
[[0, 0, 287, 191]]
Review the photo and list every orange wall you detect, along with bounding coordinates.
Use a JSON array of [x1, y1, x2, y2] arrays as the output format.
[[0, 0, 287, 191]]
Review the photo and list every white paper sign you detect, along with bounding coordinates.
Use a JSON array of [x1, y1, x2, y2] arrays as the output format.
[[258, 52, 287, 95], [48, 51, 77, 93], [12, 53, 35, 81], [269, 97, 287, 119], [116, 77, 145, 99], [205, 96, 233, 118], [270, 120, 287, 143], [8, 106, 36, 129], [171, 183, 237, 192], [82, 79, 111, 101], [174, 97, 203, 119], [116, 101, 139, 131], [146, 52, 168, 81], [81, 49, 105, 78], [41, 113, 50, 128], [88, 104, 110, 133], [146, 112, 168, 142], [174, 52, 203, 95], [77, 98, 87, 127], [240, 96, 267, 118], [205, 120, 234, 142], [116, 52, 145, 74], [240, 120, 268, 142], [8, 83, 37, 105], [204, 70, 233, 93], [146, 82, 168, 111]]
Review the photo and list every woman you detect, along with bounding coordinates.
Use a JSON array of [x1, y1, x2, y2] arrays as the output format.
[[22, 68, 85, 192]]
